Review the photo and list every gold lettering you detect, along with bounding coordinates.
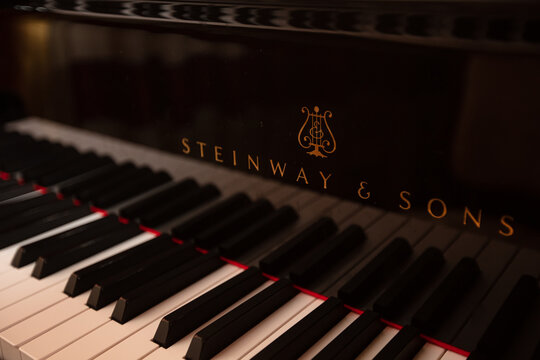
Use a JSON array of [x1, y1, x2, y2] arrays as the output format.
[[232, 150, 237, 166], [463, 207, 482, 228], [214, 146, 223, 163], [181, 137, 190, 154], [196, 141, 207, 158], [399, 191, 411, 210], [269, 160, 286, 177], [296, 168, 309, 184], [319, 171, 332, 189], [247, 154, 260, 171], [427, 198, 447, 219], [499, 215, 514, 237], [357, 181, 370, 199]]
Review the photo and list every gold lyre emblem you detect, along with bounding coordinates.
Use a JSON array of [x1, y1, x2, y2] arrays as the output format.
[[298, 106, 336, 158]]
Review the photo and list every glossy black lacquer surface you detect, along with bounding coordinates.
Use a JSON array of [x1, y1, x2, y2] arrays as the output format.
[[1, 1, 540, 244]]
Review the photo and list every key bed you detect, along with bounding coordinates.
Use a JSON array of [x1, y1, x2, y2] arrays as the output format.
[[0, 119, 538, 360]]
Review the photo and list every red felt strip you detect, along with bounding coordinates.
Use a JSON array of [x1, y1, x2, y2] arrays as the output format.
[[219, 256, 249, 269], [139, 225, 161, 236], [344, 304, 364, 315], [293, 285, 329, 300], [90, 206, 108, 216]]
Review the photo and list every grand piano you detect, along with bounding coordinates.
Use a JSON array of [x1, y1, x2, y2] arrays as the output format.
[[0, 1, 539, 359]]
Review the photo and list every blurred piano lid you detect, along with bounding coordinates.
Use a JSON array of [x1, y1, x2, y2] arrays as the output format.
[[6, 0, 540, 53]]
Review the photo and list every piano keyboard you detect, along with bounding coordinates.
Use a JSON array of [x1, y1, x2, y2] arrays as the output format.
[[0, 117, 538, 360]]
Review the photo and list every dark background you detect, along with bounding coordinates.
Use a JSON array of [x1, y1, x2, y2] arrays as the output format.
[[1, 9, 539, 246]]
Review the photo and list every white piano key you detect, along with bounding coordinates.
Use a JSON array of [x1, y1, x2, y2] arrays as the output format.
[[439, 351, 468, 360], [0, 267, 33, 291], [19, 303, 117, 360], [282, 190, 318, 212], [0, 282, 66, 333], [0, 213, 103, 273], [266, 184, 301, 207], [233, 296, 324, 360], [0, 231, 156, 310], [299, 312, 360, 359], [43, 265, 243, 360], [0, 190, 42, 205], [19, 264, 240, 360], [192, 168, 242, 190], [141, 281, 274, 360], [0, 291, 90, 360], [93, 319, 161, 360], [218, 174, 264, 199], [413, 343, 447, 360], [104, 281, 273, 360], [355, 326, 399, 360], [244, 178, 281, 200]]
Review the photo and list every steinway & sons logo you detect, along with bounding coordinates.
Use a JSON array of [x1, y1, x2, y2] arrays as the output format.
[[298, 106, 336, 158], [180, 106, 515, 238]]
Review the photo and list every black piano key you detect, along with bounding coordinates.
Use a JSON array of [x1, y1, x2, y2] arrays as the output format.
[[153, 267, 265, 348], [412, 257, 480, 334], [11, 215, 122, 268], [92, 170, 172, 208], [0, 183, 35, 202], [338, 237, 412, 307], [373, 325, 425, 360], [193, 198, 273, 249], [171, 192, 251, 240], [32, 223, 142, 279], [0, 133, 34, 156], [37, 153, 113, 186], [139, 184, 221, 228], [466, 350, 487, 360], [0, 192, 57, 219], [59, 163, 134, 197], [373, 247, 445, 319], [471, 275, 539, 359], [497, 283, 540, 360], [185, 279, 298, 360], [532, 341, 540, 360], [2, 150, 51, 173], [74, 164, 142, 202], [119, 179, 199, 220], [81, 166, 155, 204], [452, 249, 540, 351], [289, 225, 365, 287], [2, 142, 65, 172], [252, 297, 347, 360], [0, 133, 26, 153], [259, 217, 338, 275], [313, 311, 385, 360], [0, 181, 21, 194], [0, 206, 92, 250], [0, 179, 17, 189], [400, 233, 487, 327], [20, 147, 80, 181], [64, 234, 176, 297], [219, 206, 299, 258], [112, 252, 223, 324], [54, 162, 117, 191], [86, 242, 199, 309], [432, 240, 517, 344], [0, 198, 75, 233]]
